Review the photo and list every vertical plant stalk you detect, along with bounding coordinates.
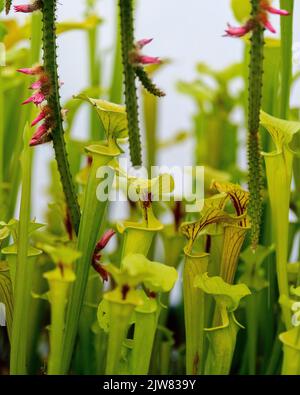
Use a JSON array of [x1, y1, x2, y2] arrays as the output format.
[[61, 145, 119, 373], [106, 301, 136, 374], [119, 0, 142, 166], [41, 0, 81, 233], [0, 67, 4, 220], [131, 308, 159, 374], [183, 249, 209, 375], [219, 225, 249, 284], [280, 327, 300, 374], [10, 125, 32, 374], [109, 3, 123, 104], [204, 313, 240, 375], [245, 292, 258, 375], [46, 280, 70, 375], [247, 0, 265, 249], [280, 0, 294, 119], [86, 2, 104, 140], [143, 88, 158, 172]]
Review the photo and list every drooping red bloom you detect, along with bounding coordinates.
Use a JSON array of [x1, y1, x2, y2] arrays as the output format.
[[131, 38, 161, 65], [22, 91, 45, 105], [224, 22, 254, 38], [31, 107, 50, 126], [18, 64, 55, 146], [93, 263, 109, 283], [92, 229, 115, 282], [17, 66, 44, 75], [29, 123, 48, 146], [136, 55, 161, 65], [21, 69, 50, 106], [224, 0, 289, 38], [95, 229, 116, 251], [137, 38, 153, 49], [30, 80, 43, 90], [259, 12, 276, 33], [14, 1, 42, 13], [260, 1, 290, 16], [64, 208, 73, 241]]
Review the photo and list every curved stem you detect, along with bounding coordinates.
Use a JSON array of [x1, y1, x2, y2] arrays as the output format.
[[41, 0, 81, 234], [247, 0, 265, 249]]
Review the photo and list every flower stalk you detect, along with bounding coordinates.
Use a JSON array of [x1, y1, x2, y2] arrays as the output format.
[[40, 0, 81, 233]]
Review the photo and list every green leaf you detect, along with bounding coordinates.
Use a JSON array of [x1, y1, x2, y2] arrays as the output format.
[[290, 286, 300, 297], [39, 244, 81, 266], [74, 94, 128, 142], [127, 172, 175, 200], [97, 299, 110, 333], [0, 21, 8, 42], [231, 0, 251, 22], [57, 15, 102, 34], [0, 219, 44, 244], [0, 223, 10, 241], [181, 207, 244, 253], [239, 244, 274, 291], [122, 254, 178, 293], [194, 273, 251, 312], [260, 110, 298, 328], [105, 254, 178, 293], [260, 110, 300, 153], [211, 181, 249, 217], [104, 287, 143, 306], [0, 269, 13, 340], [134, 290, 158, 314]]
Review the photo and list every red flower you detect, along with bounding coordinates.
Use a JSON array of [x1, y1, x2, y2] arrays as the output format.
[[29, 123, 48, 146], [22, 91, 45, 106], [136, 55, 161, 65], [131, 38, 161, 65], [225, 22, 254, 38], [17, 66, 44, 75], [14, 1, 42, 13], [136, 38, 153, 49], [260, 1, 290, 16], [31, 107, 50, 126], [95, 229, 116, 251], [224, 0, 289, 38], [92, 229, 115, 282]]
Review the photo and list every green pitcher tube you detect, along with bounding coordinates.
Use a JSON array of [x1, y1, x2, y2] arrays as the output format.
[[62, 143, 121, 373], [183, 247, 209, 375]]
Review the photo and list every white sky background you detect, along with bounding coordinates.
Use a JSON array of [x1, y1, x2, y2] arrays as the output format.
[[23, 0, 300, 220]]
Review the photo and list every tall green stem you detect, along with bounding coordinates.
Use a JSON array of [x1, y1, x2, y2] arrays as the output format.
[[119, 0, 142, 166], [0, 67, 4, 220], [280, 0, 294, 119], [106, 302, 135, 374], [10, 125, 32, 374], [41, 0, 81, 233], [109, 3, 123, 104], [61, 145, 118, 373], [183, 250, 209, 375], [47, 281, 69, 375], [131, 310, 158, 374], [247, 0, 265, 248]]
